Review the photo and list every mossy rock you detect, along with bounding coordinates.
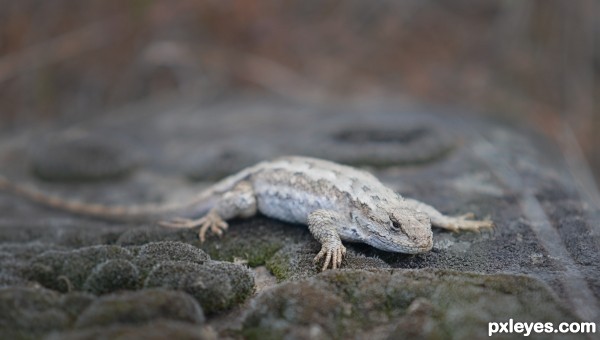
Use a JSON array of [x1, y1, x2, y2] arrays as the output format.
[[243, 279, 352, 339], [266, 243, 391, 282], [82, 259, 140, 294], [116, 226, 198, 247], [0, 287, 74, 339], [25, 245, 133, 292], [74, 288, 205, 328], [198, 218, 307, 267], [131, 241, 210, 278], [47, 320, 214, 340], [144, 260, 254, 314], [242, 269, 581, 339]]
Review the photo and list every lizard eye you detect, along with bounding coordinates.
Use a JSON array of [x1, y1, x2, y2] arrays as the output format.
[[391, 221, 402, 231]]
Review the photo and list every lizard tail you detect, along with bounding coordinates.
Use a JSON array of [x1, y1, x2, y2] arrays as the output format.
[[0, 161, 261, 221], [0, 174, 211, 220]]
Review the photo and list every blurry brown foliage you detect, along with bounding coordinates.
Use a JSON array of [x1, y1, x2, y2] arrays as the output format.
[[0, 0, 598, 181]]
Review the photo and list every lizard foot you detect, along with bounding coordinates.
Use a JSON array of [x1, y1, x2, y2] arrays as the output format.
[[445, 213, 494, 232], [314, 240, 346, 271], [159, 212, 228, 242]]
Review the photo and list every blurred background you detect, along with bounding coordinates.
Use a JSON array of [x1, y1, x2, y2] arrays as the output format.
[[0, 0, 598, 184]]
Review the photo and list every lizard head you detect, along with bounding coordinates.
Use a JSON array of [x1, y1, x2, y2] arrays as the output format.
[[360, 207, 433, 254]]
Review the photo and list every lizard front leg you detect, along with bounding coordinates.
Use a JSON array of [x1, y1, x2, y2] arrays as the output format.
[[403, 198, 493, 232], [160, 181, 257, 242], [308, 209, 347, 271]]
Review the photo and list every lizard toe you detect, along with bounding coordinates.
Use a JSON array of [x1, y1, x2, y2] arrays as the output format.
[[322, 249, 333, 271], [331, 251, 338, 269], [314, 248, 326, 263], [198, 220, 213, 242], [337, 246, 346, 267], [316, 242, 346, 271]]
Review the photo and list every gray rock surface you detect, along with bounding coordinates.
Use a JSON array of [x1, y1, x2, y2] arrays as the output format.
[[0, 94, 597, 338], [30, 133, 138, 182]]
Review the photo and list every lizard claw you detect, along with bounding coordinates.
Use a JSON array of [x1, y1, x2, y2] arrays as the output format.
[[158, 212, 228, 242], [314, 241, 346, 271], [197, 212, 229, 242]]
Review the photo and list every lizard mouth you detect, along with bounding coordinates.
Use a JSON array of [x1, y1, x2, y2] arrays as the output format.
[[368, 235, 433, 254]]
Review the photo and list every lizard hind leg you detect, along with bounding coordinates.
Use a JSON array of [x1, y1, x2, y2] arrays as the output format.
[[159, 213, 228, 242], [159, 181, 257, 242]]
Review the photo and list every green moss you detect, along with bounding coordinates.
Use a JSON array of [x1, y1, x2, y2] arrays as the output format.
[[197, 217, 311, 269], [241, 269, 581, 339], [266, 244, 390, 282], [264, 246, 299, 282], [201, 232, 284, 267]]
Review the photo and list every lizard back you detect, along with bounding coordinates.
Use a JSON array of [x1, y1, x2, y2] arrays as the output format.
[[250, 156, 399, 224]]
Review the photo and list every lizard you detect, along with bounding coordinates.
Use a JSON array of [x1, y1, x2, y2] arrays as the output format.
[[0, 156, 493, 270]]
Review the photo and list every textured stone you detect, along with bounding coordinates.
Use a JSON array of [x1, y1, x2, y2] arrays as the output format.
[[0, 94, 597, 339], [132, 241, 210, 276], [46, 320, 214, 340], [242, 269, 580, 339], [82, 259, 140, 294], [26, 245, 133, 291], [144, 260, 254, 314], [0, 287, 83, 339], [74, 289, 205, 328]]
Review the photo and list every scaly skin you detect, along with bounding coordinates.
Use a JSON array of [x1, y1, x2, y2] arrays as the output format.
[[159, 156, 493, 270]]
